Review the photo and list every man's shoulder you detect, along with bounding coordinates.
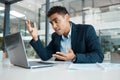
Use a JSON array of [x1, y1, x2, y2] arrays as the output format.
[[75, 23, 93, 28], [72, 22, 94, 31], [71, 21, 91, 27]]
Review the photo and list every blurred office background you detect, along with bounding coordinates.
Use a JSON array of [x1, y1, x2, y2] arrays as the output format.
[[0, 0, 120, 60]]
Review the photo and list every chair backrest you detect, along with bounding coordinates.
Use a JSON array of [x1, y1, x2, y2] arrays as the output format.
[[111, 51, 120, 63]]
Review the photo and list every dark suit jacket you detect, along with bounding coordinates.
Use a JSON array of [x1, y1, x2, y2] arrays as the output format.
[[30, 22, 104, 63]]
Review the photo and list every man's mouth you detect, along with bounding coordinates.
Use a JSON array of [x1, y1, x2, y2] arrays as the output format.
[[56, 29, 60, 32]]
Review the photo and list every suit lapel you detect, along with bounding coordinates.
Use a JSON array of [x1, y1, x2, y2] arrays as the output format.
[[71, 23, 78, 51], [54, 35, 61, 51]]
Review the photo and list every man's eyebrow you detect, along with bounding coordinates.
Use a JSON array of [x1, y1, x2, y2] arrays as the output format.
[[50, 18, 57, 23]]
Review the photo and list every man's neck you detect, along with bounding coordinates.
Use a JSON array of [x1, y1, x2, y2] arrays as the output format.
[[64, 23, 71, 37]]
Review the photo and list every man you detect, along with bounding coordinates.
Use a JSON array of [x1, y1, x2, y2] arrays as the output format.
[[26, 6, 104, 63]]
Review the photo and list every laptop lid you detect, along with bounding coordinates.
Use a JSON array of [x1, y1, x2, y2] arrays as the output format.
[[4, 32, 54, 69], [5, 32, 29, 68]]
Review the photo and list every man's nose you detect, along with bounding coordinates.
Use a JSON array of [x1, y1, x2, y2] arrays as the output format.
[[52, 23, 57, 29]]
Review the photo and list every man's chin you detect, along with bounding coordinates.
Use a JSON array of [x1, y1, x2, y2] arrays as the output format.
[[56, 32, 63, 35]]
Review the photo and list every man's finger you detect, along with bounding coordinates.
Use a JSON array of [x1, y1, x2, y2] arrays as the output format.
[[26, 20, 30, 26], [25, 20, 31, 29], [34, 22, 37, 28], [56, 52, 66, 57], [26, 20, 33, 32], [53, 54, 66, 60]]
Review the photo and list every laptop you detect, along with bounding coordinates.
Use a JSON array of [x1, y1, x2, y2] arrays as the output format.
[[4, 32, 54, 69]]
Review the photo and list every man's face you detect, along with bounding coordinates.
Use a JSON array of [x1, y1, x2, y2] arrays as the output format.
[[49, 13, 70, 35]]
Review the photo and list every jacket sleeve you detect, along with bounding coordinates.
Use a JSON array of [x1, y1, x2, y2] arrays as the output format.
[[74, 25, 104, 63], [29, 34, 56, 61]]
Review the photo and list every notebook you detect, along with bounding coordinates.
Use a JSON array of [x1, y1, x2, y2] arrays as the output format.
[[4, 32, 54, 69]]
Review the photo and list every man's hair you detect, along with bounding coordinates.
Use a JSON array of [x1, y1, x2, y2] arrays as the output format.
[[47, 6, 69, 17]]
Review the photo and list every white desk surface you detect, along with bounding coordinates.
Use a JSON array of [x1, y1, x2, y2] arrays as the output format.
[[0, 59, 120, 80]]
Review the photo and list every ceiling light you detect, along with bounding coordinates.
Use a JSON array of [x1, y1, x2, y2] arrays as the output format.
[[10, 10, 25, 18]]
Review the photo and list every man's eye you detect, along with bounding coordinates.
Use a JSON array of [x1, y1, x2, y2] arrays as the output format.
[[55, 20, 58, 23]]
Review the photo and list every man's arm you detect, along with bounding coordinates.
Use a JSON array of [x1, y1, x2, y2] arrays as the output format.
[[26, 20, 56, 61], [30, 38, 51, 61], [29, 34, 57, 61]]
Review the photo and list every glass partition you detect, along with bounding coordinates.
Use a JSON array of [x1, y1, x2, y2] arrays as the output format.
[[0, 0, 120, 60]]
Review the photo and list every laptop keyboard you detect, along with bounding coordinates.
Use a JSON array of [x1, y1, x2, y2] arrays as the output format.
[[29, 61, 54, 65]]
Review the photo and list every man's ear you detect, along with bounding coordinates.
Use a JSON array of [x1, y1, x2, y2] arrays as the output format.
[[65, 14, 70, 21]]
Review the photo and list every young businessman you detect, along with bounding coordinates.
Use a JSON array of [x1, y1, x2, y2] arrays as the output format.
[[26, 6, 104, 63]]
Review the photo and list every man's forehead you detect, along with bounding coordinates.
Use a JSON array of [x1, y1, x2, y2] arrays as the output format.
[[49, 14, 60, 21], [49, 13, 60, 18]]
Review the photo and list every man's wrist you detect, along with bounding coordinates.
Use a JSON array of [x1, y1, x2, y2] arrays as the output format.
[[72, 55, 76, 62], [33, 36, 38, 41]]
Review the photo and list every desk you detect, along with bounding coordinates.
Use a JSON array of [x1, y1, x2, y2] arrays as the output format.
[[0, 59, 120, 80]]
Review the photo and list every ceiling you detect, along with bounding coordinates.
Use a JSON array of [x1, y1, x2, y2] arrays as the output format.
[[0, 0, 120, 30], [0, 0, 120, 21]]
